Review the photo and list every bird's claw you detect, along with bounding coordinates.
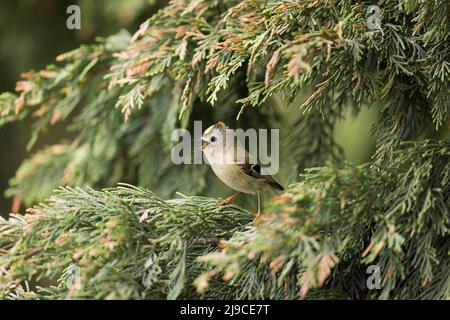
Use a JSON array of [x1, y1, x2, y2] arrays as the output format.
[[218, 192, 241, 206], [252, 212, 262, 222], [218, 197, 233, 206]]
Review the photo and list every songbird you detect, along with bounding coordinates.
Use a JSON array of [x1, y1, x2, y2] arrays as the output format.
[[201, 121, 284, 213]]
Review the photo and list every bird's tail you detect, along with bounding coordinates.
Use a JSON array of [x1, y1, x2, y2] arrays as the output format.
[[268, 180, 284, 191]]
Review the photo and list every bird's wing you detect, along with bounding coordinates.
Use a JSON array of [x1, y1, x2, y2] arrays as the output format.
[[236, 163, 284, 191], [234, 146, 284, 192], [231, 138, 284, 191]]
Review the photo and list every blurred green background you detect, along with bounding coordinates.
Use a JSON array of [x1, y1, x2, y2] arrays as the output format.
[[0, 0, 393, 217], [0, 0, 163, 216]]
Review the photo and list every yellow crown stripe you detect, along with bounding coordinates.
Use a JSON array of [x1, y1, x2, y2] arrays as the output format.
[[204, 124, 216, 135], [204, 121, 226, 135]]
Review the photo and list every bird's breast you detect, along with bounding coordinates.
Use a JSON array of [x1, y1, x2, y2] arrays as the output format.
[[208, 162, 268, 194]]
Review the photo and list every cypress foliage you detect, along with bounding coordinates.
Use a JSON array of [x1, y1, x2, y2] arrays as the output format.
[[0, 0, 449, 299]]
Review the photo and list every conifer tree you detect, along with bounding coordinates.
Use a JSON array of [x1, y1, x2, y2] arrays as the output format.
[[0, 0, 449, 299]]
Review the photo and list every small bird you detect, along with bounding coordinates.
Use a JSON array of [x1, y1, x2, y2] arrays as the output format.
[[201, 121, 284, 214]]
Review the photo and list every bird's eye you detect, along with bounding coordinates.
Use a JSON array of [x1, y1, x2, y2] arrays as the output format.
[[210, 136, 216, 143]]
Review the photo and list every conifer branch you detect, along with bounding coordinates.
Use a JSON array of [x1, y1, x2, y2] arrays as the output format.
[[1, 141, 448, 300]]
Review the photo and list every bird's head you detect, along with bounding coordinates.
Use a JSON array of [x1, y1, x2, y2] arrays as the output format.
[[201, 121, 228, 150]]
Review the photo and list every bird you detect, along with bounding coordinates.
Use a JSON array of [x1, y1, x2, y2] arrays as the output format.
[[201, 121, 284, 214]]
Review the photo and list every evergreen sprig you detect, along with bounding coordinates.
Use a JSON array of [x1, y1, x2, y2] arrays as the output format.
[[200, 140, 450, 299], [0, 0, 448, 206], [0, 184, 251, 299], [1, 141, 448, 299], [0, 0, 449, 300]]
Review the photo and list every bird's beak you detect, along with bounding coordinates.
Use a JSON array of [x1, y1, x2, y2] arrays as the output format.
[[201, 139, 209, 150]]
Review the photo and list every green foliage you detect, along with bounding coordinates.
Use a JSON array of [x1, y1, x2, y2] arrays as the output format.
[[1, 0, 448, 205], [201, 140, 450, 300], [0, 184, 251, 299], [0, 141, 448, 299], [0, 0, 449, 300]]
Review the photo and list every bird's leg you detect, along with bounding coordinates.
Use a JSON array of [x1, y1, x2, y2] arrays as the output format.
[[219, 192, 241, 205], [252, 194, 262, 223], [256, 193, 261, 215]]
